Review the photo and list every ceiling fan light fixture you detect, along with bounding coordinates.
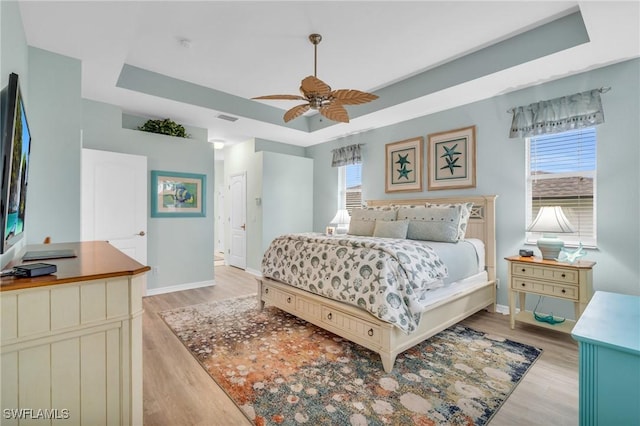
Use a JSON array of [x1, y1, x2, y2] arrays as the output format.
[[253, 33, 378, 123]]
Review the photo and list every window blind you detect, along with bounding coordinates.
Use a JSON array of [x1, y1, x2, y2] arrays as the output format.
[[526, 128, 596, 246]]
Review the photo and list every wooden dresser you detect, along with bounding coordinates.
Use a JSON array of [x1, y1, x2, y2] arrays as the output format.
[[1, 241, 149, 425], [572, 291, 640, 426]]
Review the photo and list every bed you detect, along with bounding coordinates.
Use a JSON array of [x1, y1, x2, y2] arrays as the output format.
[[256, 195, 497, 372]]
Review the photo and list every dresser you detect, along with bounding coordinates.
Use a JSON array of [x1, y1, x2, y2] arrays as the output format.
[[1, 241, 149, 425], [572, 291, 640, 426], [506, 255, 595, 333]]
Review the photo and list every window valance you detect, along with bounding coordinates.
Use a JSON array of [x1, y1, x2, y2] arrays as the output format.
[[509, 88, 608, 138], [331, 144, 362, 167]]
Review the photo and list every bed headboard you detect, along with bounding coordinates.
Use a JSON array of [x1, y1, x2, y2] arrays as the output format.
[[366, 195, 497, 282]]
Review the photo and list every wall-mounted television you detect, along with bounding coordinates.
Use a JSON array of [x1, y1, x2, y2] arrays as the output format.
[[1, 73, 32, 254]]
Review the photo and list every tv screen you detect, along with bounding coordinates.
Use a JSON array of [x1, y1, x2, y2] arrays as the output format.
[[1, 73, 32, 254]]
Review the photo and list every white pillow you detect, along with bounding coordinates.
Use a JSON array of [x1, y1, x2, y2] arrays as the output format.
[[373, 219, 409, 239]]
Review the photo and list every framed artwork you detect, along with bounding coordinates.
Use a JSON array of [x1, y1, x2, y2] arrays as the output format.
[[385, 137, 423, 193], [427, 126, 476, 190], [325, 226, 335, 236], [151, 170, 206, 217]]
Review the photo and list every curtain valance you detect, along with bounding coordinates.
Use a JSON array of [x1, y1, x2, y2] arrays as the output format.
[[509, 88, 608, 138], [331, 144, 362, 167]]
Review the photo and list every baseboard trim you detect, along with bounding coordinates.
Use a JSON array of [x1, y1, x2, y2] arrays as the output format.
[[245, 268, 262, 277], [145, 280, 216, 297], [495, 303, 510, 315]]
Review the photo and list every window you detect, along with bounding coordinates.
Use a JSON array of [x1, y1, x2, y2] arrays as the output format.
[[526, 128, 596, 246], [339, 163, 362, 214]]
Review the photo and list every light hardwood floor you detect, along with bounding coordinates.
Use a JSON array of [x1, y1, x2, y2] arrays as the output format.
[[143, 265, 578, 425]]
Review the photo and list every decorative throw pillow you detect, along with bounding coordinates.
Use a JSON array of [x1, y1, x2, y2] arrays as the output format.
[[425, 202, 474, 240], [397, 205, 461, 243], [350, 206, 398, 222], [373, 219, 409, 239], [347, 219, 376, 236]]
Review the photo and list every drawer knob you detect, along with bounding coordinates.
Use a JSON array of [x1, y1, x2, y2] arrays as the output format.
[[287, 296, 292, 303], [521, 282, 526, 287], [561, 289, 566, 294], [327, 312, 333, 320], [522, 268, 526, 272], [368, 328, 374, 337], [265, 288, 269, 294], [561, 273, 566, 278]]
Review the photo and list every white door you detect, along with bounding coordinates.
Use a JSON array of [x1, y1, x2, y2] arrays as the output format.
[[81, 149, 148, 264], [229, 172, 246, 269]]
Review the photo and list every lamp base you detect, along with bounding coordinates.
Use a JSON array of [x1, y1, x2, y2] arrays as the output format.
[[537, 234, 565, 260], [335, 224, 349, 235]]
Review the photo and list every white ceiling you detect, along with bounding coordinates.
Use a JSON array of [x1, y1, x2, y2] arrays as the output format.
[[18, 1, 640, 148]]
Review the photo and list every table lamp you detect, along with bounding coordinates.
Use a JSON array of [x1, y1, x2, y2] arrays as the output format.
[[526, 206, 575, 260], [331, 209, 351, 234]]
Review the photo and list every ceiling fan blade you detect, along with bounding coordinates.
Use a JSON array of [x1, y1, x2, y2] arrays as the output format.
[[320, 102, 349, 123], [300, 76, 332, 96], [283, 104, 311, 122], [253, 94, 307, 101], [330, 89, 379, 105]]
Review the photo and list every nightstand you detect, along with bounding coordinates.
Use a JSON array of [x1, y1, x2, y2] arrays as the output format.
[[506, 255, 596, 334]]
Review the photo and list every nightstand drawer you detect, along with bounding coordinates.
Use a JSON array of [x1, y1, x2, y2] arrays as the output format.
[[511, 278, 579, 300], [511, 263, 578, 284]]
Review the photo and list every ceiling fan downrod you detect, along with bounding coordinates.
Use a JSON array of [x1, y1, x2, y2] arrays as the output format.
[[309, 33, 322, 77]]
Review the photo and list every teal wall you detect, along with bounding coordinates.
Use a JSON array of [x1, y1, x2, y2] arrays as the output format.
[[0, 0, 29, 267], [27, 48, 82, 245], [0, 2, 217, 287], [261, 151, 313, 254], [307, 58, 640, 318], [223, 140, 313, 272], [82, 99, 216, 291]]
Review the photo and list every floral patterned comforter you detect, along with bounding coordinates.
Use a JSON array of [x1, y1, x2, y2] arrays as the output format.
[[261, 233, 449, 333]]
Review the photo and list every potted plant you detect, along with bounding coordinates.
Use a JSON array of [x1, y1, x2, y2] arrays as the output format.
[[138, 118, 190, 138]]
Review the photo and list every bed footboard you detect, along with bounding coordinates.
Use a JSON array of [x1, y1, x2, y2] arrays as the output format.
[[257, 276, 495, 372]]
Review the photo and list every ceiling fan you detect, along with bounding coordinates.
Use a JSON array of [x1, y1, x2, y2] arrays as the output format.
[[253, 34, 379, 123]]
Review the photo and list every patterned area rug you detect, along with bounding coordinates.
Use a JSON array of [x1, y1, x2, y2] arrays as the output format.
[[160, 295, 542, 425]]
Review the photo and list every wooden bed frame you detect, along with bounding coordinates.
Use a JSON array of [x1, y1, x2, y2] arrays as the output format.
[[256, 195, 497, 372]]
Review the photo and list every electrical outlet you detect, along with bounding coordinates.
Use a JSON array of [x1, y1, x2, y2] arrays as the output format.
[[496, 278, 500, 289]]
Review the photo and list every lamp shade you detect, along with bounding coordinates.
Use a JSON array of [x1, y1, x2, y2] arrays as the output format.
[[527, 206, 575, 260], [527, 206, 575, 233], [330, 209, 351, 234], [330, 209, 351, 225]]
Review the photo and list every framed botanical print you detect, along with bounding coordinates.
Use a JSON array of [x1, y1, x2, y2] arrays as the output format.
[[427, 126, 476, 190], [385, 137, 423, 193]]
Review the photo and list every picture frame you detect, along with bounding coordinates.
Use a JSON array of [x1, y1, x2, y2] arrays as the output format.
[[385, 136, 423, 193], [325, 226, 335, 236], [151, 170, 206, 217], [427, 126, 476, 190]]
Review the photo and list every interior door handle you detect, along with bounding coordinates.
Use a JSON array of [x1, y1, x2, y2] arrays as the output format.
[[138, 231, 146, 236], [240, 224, 246, 230]]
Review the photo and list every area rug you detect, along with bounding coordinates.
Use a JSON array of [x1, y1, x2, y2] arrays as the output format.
[[160, 295, 542, 425]]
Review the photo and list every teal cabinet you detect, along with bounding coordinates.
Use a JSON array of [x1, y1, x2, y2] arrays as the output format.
[[572, 291, 640, 426]]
